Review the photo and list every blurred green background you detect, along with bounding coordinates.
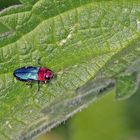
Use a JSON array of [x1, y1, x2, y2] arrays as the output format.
[[36, 89, 140, 140], [1, 1, 140, 140]]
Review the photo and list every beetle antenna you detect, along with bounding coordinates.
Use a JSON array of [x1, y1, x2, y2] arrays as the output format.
[[26, 81, 33, 88]]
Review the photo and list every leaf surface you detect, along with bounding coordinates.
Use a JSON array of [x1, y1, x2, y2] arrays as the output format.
[[0, 0, 140, 139]]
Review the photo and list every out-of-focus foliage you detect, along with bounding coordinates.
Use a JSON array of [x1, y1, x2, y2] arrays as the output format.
[[37, 90, 140, 140]]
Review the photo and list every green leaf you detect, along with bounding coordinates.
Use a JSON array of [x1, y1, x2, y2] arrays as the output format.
[[0, 0, 140, 139], [115, 72, 138, 100], [115, 58, 140, 100], [0, 22, 10, 34], [0, 0, 21, 10]]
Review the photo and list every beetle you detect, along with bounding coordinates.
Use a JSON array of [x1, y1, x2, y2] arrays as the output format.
[[13, 66, 54, 90]]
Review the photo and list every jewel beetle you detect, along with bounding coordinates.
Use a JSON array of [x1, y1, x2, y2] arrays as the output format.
[[13, 66, 54, 90]]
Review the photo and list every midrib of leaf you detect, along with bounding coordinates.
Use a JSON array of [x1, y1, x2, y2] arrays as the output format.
[[0, 5, 31, 17]]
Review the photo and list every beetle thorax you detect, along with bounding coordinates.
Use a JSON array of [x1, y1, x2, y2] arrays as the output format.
[[38, 68, 48, 81], [38, 67, 53, 82]]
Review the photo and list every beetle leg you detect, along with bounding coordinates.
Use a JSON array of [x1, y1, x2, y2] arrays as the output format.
[[38, 81, 40, 92], [37, 81, 46, 92], [26, 81, 32, 88]]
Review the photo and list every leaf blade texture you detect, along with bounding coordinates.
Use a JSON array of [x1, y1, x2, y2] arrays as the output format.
[[0, 0, 140, 139]]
